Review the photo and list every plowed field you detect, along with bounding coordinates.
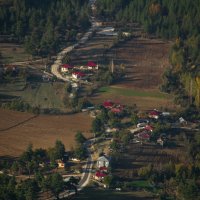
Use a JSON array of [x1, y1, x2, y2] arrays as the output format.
[[0, 108, 92, 157]]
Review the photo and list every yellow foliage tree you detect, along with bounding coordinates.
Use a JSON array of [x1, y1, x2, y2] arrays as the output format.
[[195, 76, 200, 107], [149, 3, 161, 16]]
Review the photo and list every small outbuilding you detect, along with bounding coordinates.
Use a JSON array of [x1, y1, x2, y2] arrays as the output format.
[[97, 155, 110, 168]]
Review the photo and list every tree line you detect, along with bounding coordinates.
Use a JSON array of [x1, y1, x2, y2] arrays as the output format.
[[0, 0, 90, 57]]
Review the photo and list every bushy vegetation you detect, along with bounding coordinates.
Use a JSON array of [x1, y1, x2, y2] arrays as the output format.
[[0, 139, 82, 199], [1, 99, 40, 114]]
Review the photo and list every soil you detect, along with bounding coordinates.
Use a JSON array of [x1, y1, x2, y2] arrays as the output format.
[[109, 37, 172, 90], [114, 142, 180, 180], [71, 33, 172, 91], [0, 108, 92, 157]]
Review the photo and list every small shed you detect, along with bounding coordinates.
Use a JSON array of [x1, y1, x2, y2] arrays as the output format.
[[97, 155, 110, 168]]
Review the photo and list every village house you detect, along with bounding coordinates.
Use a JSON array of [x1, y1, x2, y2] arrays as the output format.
[[148, 110, 161, 119], [4, 65, 19, 75], [136, 131, 151, 142], [56, 159, 66, 168], [103, 100, 124, 114], [157, 137, 164, 146], [103, 100, 114, 109], [61, 64, 73, 73], [99, 166, 108, 173], [110, 105, 124, 115], [94, 171, 108, 181], [87, 61, 98, 70], [72, 71, 86, 80], [97, 155, 110, 168], [144, 125, 154, 132]]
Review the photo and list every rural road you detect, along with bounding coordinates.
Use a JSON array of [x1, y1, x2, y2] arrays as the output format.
[[78, 140, 94, 188], [57, 139, 94, 200], [50, 0, 99, 82], [49, 0, 97, 197]]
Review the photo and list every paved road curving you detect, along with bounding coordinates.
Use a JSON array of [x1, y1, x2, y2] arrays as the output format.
[[57, 139, 94, 200]]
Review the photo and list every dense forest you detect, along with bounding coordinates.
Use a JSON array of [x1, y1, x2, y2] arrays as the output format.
[[96, 0, 200, 108], [0, 0, 90, 56]]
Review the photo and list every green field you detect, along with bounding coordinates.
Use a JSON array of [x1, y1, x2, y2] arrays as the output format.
[[0, 79, 65, 109], [99, 86, 170, 99], [22, 83, 65, 109]]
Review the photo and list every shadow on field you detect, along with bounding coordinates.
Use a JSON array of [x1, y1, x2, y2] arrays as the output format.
[[0, 94, 17, 101], [75, 186, 155, 200], [0, 115, 38, 132]]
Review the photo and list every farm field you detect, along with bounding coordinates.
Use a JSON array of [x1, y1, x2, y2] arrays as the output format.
[[0, 108, 92, 157], [114, 142, 180, 180], [93, 85, 175, 110], [108, 37, 171, 90], [70, 29, 174, 110], [70, 34, 116, 66]]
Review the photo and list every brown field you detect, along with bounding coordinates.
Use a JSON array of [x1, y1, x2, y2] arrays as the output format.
[[71, 31, 174, 110], [110, 37, 172, 89], [0, 28, 174, 158], [72, 32, 171, 90], [0, 108, 92, 157], [115, 142, 180, 180]]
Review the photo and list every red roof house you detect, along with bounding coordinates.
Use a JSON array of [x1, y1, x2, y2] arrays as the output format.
[[144, 125, 154, 132], [111, 107, 122, 114], [137, 131, 151, 141], [94, 171, 108, 181], [99, 166, 108, 172], [148, 110, 161, 119], [87, 61, 98, 70], [72, 71, 86, 79], [103, 100, 114, 109], [61, 64, 73, 72]]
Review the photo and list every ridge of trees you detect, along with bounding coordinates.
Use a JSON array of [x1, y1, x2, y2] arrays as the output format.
[[0, 0, 90, 57]]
